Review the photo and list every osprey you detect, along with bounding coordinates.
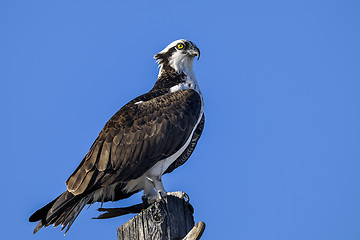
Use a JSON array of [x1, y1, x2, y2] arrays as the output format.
[[29, 39, 204, 233]]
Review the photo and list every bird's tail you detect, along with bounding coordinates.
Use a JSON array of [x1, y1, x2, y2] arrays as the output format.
[[29, 191, 91, 234]]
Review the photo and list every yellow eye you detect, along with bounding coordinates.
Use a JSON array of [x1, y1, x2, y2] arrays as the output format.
[[177, 43, 184, 49]]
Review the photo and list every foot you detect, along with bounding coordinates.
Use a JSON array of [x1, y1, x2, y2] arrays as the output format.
[[166, 191, 190, 203], [142, 190, 167, 204]]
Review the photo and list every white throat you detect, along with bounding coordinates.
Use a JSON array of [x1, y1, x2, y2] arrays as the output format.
[[158, 54, 201, 94]]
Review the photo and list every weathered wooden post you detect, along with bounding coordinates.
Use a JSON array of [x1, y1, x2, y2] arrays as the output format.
[[114, 196, 205, 240]]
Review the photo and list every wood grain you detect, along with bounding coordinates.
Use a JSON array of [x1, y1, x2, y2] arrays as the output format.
[[117, 196, 195, 240]]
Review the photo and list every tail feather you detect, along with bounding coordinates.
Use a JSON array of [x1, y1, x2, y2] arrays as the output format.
[[29, 191, 90, 234], [29, 197, 58, 222], [93, 203, 146, 219], [61, 196, 92, 233]]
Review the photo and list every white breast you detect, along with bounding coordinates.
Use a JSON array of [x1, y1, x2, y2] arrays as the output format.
[[124, 91, 204, 195]]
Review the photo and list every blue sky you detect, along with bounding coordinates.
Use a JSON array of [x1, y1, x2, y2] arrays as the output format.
[[1, 0, 360, 239]]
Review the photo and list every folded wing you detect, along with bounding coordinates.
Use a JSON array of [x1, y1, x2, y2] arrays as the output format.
[[66, 89, 202, 196]]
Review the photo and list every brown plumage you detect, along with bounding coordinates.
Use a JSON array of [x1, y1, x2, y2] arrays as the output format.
[[66, 89, 202, 195], [29, 39, 204, 234]]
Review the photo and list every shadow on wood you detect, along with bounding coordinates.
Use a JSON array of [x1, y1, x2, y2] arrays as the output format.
[[117, 196, 205, 240]]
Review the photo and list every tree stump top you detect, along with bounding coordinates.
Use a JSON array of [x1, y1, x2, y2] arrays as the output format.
[[117, 196, 196, 240]]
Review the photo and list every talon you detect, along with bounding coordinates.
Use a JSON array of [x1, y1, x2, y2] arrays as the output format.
[[146, 177, 154, 183], [157, 190, 167, 202], [183, 192, 190, 203], [166, 191, 190, 203], [157, 191, 163, 200]]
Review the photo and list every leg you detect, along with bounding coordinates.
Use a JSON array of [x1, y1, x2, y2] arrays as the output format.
[[151, 176, 167, 197], [144, 176, 190, 203], [142, 176, 166, 203]]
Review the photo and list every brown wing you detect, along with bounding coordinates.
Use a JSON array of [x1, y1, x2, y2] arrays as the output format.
[[164, 113, 205, 174], [66, 89, 202, 195]]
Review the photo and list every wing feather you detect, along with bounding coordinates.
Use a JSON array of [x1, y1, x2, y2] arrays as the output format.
[[113, 134, 122, 145], [131, 140, 143, 164], [75, 170, 95, 195], [110, 142, 119, 167], [97, 141, 111, 171], [84, 142, 102, 172], [66, 89, 202, 195], [67, 167, 86, 192]]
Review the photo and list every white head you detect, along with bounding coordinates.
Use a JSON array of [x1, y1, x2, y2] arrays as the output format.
[[154, 39, 200, 76]]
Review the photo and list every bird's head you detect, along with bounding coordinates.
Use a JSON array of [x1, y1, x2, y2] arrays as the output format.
[[155, 39, 200, 75]]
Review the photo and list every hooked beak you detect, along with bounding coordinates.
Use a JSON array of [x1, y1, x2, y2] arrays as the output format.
[[189, 45, 200, 60]]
